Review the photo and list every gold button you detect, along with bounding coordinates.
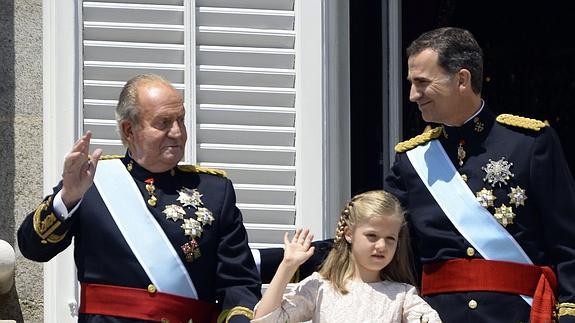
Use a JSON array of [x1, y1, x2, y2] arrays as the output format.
[[468, 299, 478, 309], [147, 284, 157, 294], [466, 247, 475, 257], [461, 174, 468, 182], [161, 318, 169, 323]]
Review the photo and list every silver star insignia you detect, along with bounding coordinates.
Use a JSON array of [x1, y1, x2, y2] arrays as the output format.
[[508, 186, 527, 207], [163, 204, 186, 221], [482, 157, 514, 187], [177, 187, 203, 208], [476, 188, 496, 208], [195, 207, 214, 226], [181, 218, 203, 239], [494, 204, 515, 227]]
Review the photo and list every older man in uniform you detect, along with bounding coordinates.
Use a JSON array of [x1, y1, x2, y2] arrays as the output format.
[[18, 74, 260, 322], [259, 27, 575, 323]]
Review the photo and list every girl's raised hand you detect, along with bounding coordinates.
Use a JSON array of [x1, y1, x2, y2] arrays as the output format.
[[282, 228, 315, 267]]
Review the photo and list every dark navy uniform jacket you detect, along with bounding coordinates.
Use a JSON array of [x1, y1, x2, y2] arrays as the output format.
[[385, 106, 575, 323], [18, 153, 261, 323]]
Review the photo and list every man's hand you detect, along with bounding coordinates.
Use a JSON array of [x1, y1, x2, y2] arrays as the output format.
[[282, 228, 315, 268], [60, 132, 102, 209]]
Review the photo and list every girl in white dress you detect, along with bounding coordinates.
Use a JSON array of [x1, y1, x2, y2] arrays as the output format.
[[252, 190, 441, 323]]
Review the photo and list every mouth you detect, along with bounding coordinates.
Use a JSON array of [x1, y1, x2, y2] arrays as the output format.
[[371, 254, 385, 259], [418, 101, 432, 109]]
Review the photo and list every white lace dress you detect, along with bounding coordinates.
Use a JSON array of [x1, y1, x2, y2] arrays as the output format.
[[252, 272, 441, 323]]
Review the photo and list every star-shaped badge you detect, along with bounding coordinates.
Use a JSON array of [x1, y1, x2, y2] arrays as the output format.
[[177, 187, 203, 208], [181, 218, 203, 239], [508, 186, 527, 207], [195, 207, 214, 226], [476, 188, 496, 208], [494, 204, 515, 227], [482, 157, 514, 187], [163, 204, 186, 221]]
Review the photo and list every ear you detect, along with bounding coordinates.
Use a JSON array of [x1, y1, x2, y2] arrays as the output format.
[[344, 228, 353, 244], [120, 120, 133, 143], [457, 69, 472, 90]]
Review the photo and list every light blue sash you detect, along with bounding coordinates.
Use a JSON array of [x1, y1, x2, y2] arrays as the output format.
[[406, 140, 533, 304], [94, 159, 198, 299]]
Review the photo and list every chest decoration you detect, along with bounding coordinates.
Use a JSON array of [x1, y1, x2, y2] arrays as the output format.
[[146, 179, 214, 263], [473, 159, 528, 227], [482, 157, 514, 187]]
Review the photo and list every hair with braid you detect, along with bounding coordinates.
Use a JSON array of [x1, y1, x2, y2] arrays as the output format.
[[318, 190, 415, 294]]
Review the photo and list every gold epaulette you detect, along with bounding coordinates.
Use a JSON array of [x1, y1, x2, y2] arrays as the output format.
[[177, 164, 227, 177], [496, 114, 546, 131], [99, 155, 123, 160], [32, 196, 68, 244], [217, 306, 254, 323], [394, 126, 443, 153], [557, 302, 575, 318]]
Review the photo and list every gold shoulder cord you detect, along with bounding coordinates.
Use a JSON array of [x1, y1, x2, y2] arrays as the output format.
[[495, 114, 546, 131], [178, 164, 227, 177], [394, 126, 443, 153], [99, 154, 124, 160], [557, 302, 575, 318], [32, 197, 67, 244], [217, 306, 254, 323]]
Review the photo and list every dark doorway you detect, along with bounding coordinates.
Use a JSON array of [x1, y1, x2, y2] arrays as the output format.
[[402, 0, 575, 177]]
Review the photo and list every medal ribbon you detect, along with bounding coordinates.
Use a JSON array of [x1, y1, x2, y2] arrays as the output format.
[[94, 159, 198, 299]]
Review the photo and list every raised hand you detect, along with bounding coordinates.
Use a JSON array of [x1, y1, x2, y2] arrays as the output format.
[[60, 131, 102, 209], [282, 228, 315, 268]]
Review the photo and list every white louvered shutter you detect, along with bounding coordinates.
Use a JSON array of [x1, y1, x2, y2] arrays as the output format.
[[82, 0, 299, 248]]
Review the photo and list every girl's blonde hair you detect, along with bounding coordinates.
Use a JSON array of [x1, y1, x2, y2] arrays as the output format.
[[318, 190, 416, 294]]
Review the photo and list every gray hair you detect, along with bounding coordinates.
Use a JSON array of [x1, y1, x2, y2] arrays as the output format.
[[115, 74, 175, 145]]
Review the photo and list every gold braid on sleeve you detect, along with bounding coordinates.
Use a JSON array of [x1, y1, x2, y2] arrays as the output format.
[[32, 196, 68, 244], [217, 306, 254, 323]]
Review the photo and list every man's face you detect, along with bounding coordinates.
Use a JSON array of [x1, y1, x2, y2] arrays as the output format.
[[124, 81, 187, 173], [407, 48, 462, 126]]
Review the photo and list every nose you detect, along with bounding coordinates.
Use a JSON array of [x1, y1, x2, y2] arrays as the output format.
[[375, 239, 386, 251], [409, 84, 421, 102], [168, 120, 185, 138]]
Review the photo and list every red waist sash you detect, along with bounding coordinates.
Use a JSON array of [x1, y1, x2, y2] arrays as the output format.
[[79, 283, 220, 323], [422, 259, 557, 323]]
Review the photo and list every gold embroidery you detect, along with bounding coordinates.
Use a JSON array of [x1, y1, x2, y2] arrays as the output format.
[[177, 165, 227, 177], [394, 127, 443, 153], [557, 302, 575, 317], [219, 306, 254, 323], [32, 197, 67, 243], [496, 114, 546, 131]]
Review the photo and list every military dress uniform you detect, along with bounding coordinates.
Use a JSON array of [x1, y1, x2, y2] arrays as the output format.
[[385, 105, 575, 322], [18, 153, 261, 323]]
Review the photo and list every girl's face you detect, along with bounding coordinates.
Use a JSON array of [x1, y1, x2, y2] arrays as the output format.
[[345, 214, 402, 282]]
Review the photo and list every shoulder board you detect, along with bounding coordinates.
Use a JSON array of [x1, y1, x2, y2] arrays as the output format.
[[496, 114, 546, 131], [177, 165, 227, 178], [394, 126, 443, 153], [99, 155, 123, 160]]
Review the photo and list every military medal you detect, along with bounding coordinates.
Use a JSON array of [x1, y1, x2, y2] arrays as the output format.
[[163, 204, 186, 221], [181, 239, 201, 263], [508, 186, 527, 207], [181, 217, 203, 239], [494, 204, 515, 227], [473, 117, 484, 132], [195, 207, 214, 226], [177, 188, 203, 208], [144, 178, 157, 206], [476, 188, 496, 208], [457, 139, 466, 166], [482, 157, 514, 187]]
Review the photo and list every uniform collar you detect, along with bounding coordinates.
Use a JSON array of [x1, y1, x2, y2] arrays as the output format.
[[441, 102, 495, 145], [121, 151, 179, 185]]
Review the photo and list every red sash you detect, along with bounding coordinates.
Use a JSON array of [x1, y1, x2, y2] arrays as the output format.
[[79, 283, 220, 323], [422, 259, 557, 323]]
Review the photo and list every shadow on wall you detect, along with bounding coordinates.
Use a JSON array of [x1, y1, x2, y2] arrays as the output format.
[[0, 1, 24, 321]]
